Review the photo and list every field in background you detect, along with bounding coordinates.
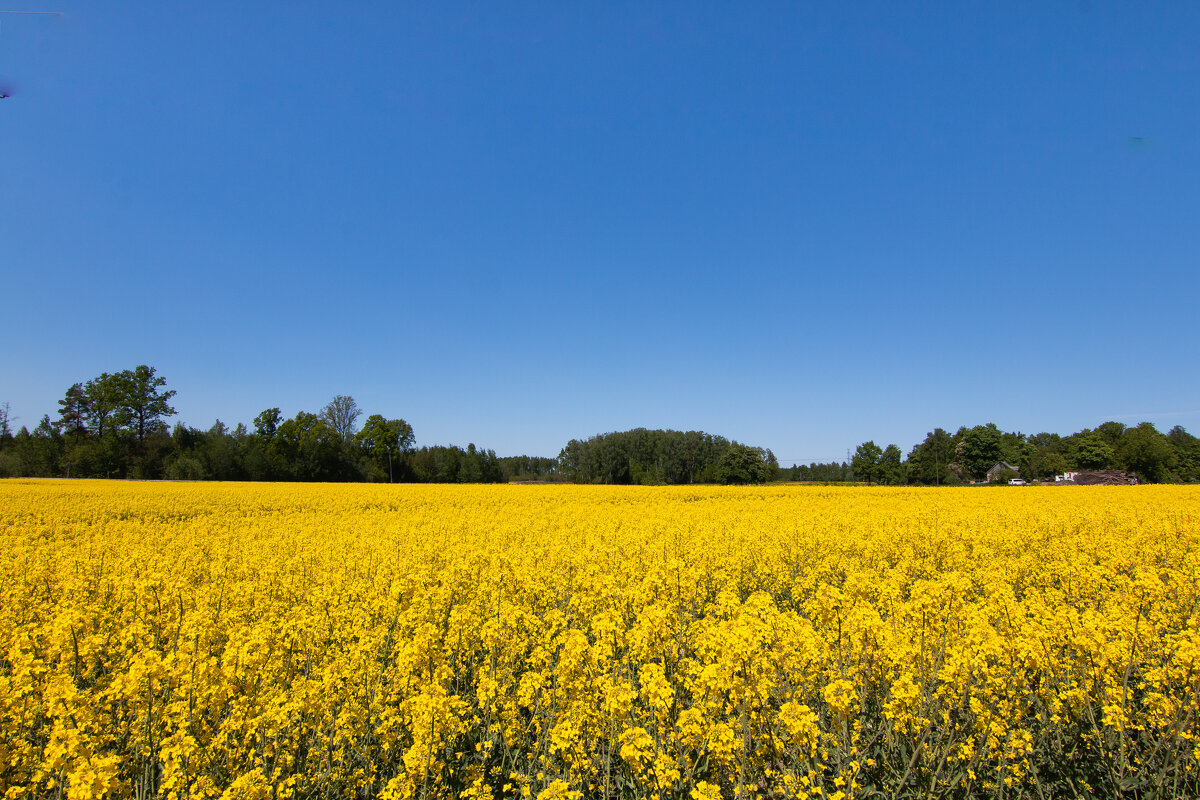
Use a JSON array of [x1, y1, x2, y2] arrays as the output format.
[[1, 481, 1198, 799]]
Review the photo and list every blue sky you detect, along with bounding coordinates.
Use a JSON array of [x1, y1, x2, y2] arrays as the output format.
[[3, 2, 1198, 462]]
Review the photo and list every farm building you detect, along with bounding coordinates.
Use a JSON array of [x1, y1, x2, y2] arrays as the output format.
[[986, 461, 1020, 482]]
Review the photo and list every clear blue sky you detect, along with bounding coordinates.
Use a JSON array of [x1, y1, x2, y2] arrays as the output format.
[[3, 2, 1198, 462]]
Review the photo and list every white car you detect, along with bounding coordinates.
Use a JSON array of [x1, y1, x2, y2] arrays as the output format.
[[1009, 479, 1027, 485]]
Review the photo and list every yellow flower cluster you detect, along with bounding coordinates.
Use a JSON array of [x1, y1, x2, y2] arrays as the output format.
[[1, 480, 1198, 799]]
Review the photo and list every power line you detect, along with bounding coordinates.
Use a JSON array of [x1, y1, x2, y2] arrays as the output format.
[[775, 457, 851, 465]]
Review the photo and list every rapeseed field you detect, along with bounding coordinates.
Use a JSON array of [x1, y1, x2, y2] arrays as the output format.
[[1, 480, 1197, 799]]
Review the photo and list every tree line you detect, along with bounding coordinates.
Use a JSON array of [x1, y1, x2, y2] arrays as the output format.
[[0, 367, 521, 483], [838, 421, 1199, 485], [3, 367, 1197, 484], [557, 429, 779, 485]]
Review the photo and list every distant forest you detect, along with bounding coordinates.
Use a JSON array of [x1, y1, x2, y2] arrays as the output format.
[[843, 421, 1200, 485], [2, 366, 1197, 484], [0, 367, 540, 483]]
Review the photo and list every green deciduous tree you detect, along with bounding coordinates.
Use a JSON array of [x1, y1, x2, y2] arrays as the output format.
[[715, 442, 775, 485], [1026, 432, 1068, 480], [356, 414, 415, 482], [82, 372, 124, 438], [1120, 422, 1175, 483], [957, 424, 1004, 479], [906, 428, 954, 485], [879, 444, 905, 485], [1166, 426, 1200, 483], [117, 365, 177, 443], [852, 441, 884, 484], [556, 429, 742, 485], [1071, 430, 1115, 470], [272, 412, 345, 481], [254, 408, 283, 439], [1095, 421, 1127, 450]]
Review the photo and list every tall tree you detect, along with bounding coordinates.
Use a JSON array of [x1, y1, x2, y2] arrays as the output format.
[[879, 444, 904, 485], [254, 408, 283, 439], [0, 401, 11, 442], [1095, 421, 1127, 450], [1120, 422, 1175, 483], [355, 414, 415, 482], [273, 412, 345, 481], [117, 365, 178, 443], [57, 383, 90, 439], [321, 395, 362, 443], [82, 372, 124, 438], [1070, 430, 1115, 470], [1026, 432, 1068, 479], [957, 424, 1004, 479], [245, 409, 284, 480], [906, 428, 954, 485], [1166, 426, 1200, 483], [715, 442, 774, 485], [852, 441, 884, 484]]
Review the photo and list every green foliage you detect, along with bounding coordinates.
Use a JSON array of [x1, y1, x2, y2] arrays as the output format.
[[851, 441, 884, 484], [957, 424, 1004, 479], [906, 428, 954, 485], [164, 453, 207, 481], [57, 383, 89, 438], [784, 461, 853, 482], [557, 429, 775, 485], [998, 429, 1028, 467], [82, 372, 124, 438], [990, 468, 1020, 484], [405, 444, 505, 483], [254, 407, 282, 438], [272, 412, 349, 481], [1120, 422, 1176, 483], [1166, 426, 1200, 483], [1071, 430, 1116, 470], [878, 444, 904, 485], [355, 414, 415, 482], [715, 443, 776, 485], [498, 455, 562, 482], [119, 364, 177, 442], [1025, 432, 1067, 480], [1096, 420, 1127, 449], [7, 366, 1200, 486], [848, 441, 904, 485]]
